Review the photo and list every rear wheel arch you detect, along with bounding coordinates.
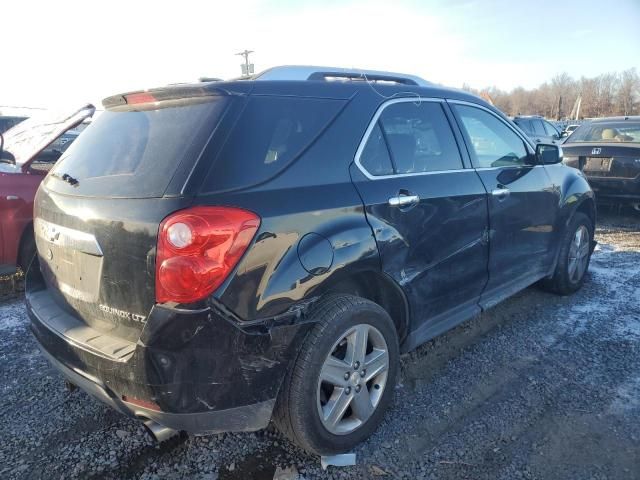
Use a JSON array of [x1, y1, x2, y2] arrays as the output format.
[[17, 222, 36, 272], [315, 270, 410, 343]]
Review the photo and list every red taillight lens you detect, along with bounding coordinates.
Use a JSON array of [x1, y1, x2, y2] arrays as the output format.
[[125, 92, 157, 104], [156, 206, 260, 304]]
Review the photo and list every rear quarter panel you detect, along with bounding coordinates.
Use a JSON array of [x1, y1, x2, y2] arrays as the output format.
[[201, 91, 383, 320]]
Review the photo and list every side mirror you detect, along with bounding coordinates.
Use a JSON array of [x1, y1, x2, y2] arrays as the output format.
[[536, 143, 562, 164]]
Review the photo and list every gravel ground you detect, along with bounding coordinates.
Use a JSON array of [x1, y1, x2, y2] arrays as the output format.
[[1, 209, 639, 480]]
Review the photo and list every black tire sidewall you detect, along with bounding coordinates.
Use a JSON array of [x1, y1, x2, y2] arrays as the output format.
[[287, 296, 399, 454]]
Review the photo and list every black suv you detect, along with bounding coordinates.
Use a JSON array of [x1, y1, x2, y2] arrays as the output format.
[[513, 115, 563, 144], [26, 66, 595, 455]]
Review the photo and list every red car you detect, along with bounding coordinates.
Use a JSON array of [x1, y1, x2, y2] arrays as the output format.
[[0, 105, 94, 275]]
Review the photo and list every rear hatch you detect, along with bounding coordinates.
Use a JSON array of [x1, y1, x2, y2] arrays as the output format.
[[34, 87, 234, 342]]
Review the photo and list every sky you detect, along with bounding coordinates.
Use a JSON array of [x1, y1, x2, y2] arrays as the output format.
[[1, 0, 639, 112]]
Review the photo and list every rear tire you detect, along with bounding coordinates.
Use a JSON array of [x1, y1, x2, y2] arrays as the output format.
[[274, 294, 399, 455], [540, 212, 593, 295]]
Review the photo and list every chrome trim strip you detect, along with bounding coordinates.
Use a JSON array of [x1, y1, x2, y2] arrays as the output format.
[[34, 218, 103, 257], [353, 97, 474, 180]]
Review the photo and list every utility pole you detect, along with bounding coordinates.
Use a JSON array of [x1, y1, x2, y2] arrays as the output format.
[[236, 50, 254, 78]]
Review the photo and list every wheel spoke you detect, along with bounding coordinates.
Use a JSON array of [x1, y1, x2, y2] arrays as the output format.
[[323, 389, 352, 428], [320, 356, 350, 387], [347, 325, 369, 366], [578, 242, 590, 259], [350, 387, 374, 421], [364, 349, 388, 382]]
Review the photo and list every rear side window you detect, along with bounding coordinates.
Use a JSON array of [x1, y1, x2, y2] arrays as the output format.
[[454, 105, 528, 168], [47, 98, 229, 198], [359, 124, 394, 176], [360, 101, 462, 175], [204, 96, 346, 191]]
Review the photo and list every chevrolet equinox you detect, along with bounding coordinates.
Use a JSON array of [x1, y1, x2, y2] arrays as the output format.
[[26, 66, 596, 455]]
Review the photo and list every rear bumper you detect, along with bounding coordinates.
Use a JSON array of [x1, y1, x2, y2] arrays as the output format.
[[35, 342, 275, 433], [26, 264, 313, 434], [586, 176, 640, 202]]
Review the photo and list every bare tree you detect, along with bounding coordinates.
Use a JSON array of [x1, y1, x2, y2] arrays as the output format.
[[465, 69, 638, 118], [617, 68, 640, 115]]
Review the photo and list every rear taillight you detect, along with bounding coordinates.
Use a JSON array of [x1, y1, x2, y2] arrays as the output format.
[[156, 206, 260, 304]]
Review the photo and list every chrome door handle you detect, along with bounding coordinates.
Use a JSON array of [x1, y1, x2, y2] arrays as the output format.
[[388, 194, 420, 207], [491, 188, 510, 199], [6, 195, 19, 201]]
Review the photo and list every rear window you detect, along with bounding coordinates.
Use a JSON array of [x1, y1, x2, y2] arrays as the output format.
[[203, 95, 346, 192], [46, 98, 229, 198], [568, 122, 640, 143]]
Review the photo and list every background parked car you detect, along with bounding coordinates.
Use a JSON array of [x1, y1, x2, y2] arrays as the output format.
[[0, 105, 95, 276], [0, 115, 27, 134], [563, 116, 640, 211], [513, 115, 562, 144], [562, 124, 581, 137]]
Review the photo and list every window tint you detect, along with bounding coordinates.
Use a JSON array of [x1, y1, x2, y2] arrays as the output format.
[[454, 105, 528, 168], [531, 119, 546, 136], [515, 119, 532, 134], [205, 96, 345, 191], [542, 121, 558, 136], [376, 101, 462, 174], [48, 99, 228, 198], [359, 123, 394, 176]]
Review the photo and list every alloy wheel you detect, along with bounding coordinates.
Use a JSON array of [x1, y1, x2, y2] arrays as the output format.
[[568, 225, 590, 283], [316, 324, 389, 435]]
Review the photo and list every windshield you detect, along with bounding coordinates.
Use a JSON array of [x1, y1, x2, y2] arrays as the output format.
[[0, 108, 91, 164], [568, 121, 640, 143]]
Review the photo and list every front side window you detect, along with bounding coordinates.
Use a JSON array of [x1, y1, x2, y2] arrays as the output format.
[[542, 121, 558, 137], [531, 120, 546, 136], [515, 119, 532, 134], [360, 101, 463, 175], [454, 105, 529, 168]]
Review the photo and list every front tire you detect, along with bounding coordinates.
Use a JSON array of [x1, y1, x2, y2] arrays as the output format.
[[540, 212, 593, 295], [274, 294, 399, 455]]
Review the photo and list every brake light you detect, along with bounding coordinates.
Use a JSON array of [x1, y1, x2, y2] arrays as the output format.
[[126, 92, 157, 105], [156, 206, 260, 304]]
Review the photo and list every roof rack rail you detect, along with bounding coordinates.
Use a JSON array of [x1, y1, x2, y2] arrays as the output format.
[[253, 65, 430, 87]]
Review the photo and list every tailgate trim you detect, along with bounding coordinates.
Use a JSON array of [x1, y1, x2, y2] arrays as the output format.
[[27, 289, 136, 361], [34, 217, 103, 257]]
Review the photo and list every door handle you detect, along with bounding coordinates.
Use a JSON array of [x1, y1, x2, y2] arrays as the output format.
[[388, 194, 420, 207], [491, 188, 510, 199], [6, 195, 19, 201]]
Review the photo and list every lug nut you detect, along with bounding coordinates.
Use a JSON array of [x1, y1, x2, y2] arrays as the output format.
[[354, 361, 360, 369], [345, 387, 351, 395], [360, 370, 366, 377], [355, 385, 361, 393], [344, 372, 350, 380]]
